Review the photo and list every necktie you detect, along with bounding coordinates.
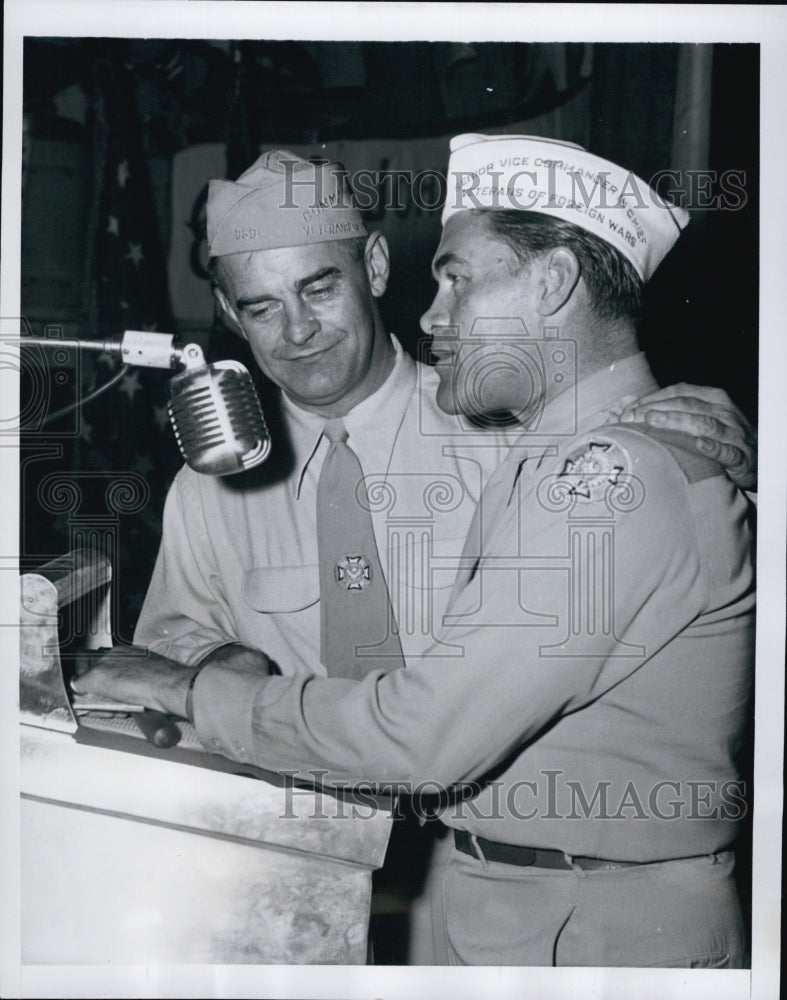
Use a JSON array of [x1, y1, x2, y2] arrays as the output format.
[[316, 418, 405, 679]]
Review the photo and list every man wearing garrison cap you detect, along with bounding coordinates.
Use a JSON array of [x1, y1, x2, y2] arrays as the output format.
[[78, 137, 755, 967]]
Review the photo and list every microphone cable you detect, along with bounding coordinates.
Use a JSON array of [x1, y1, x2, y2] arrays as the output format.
[[34, 364, 131, 427]]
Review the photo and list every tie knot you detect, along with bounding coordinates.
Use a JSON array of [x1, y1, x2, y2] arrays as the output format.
[[323, 417, 349, 444]]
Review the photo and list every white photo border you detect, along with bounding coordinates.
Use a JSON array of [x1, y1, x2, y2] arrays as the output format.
[[2, 4, 784, 999]]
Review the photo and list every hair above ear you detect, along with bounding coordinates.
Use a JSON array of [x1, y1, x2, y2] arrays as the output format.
[[212, 285, 247, 339], [481, 211, 643, 322]]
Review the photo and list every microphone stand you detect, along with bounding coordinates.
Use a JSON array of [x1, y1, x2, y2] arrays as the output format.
[[20, 330, 185, 370], [19, 331, 270, 476]]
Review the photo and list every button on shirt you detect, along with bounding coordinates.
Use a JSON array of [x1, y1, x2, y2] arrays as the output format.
[[192, 353, 755, 863], [134, 336, 513, 673]]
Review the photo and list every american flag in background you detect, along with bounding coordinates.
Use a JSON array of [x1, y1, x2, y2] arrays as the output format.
[[80, 48, 181, 640]]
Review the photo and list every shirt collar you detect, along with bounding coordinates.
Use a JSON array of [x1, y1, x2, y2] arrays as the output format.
[[493, 352, 658, 487], [281, 335, 417, 498], [471, 354, 663, 560], [525, 351, 658, 441]]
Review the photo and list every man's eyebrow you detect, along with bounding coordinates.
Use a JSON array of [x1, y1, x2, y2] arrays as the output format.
[[236, 293, 275, 311], [235, 267, 342, 310], [432, 251, 468, 276], [294, 266, 342, 294]]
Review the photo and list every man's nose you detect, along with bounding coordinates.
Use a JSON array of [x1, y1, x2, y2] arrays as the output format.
[[419, 292, 446, 335], [285, 300, 321, 345]]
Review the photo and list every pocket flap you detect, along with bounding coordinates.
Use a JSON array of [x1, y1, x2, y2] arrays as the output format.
[[243, 566, 320, 612]]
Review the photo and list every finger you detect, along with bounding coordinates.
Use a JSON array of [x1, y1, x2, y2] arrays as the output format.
[[69, 655, 124, 694], [618, 399, 717, 423], [696, 438, 749, 476], [69, 670, 103, 695], [70, 665, 151, 708], [73, 647, 116, 674], [642, 408, 745, 443], [633, 383, 734, 407], [620, 398, 734, 421]]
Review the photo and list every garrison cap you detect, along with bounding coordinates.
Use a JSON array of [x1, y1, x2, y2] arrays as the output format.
[[442, 133, 689, 280], [207, 149, 367, 257]]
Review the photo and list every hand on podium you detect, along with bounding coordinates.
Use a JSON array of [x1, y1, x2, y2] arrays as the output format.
[[72, 643, 273, 722]]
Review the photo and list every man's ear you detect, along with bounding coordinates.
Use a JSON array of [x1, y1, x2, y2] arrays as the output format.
[[213, 285, 247, 340], [536, 247, 581, 316], [364, 232, 390, 298]]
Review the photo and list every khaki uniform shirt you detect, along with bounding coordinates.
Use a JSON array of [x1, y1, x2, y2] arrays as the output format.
[[135, 336, 513, 671], [193, 353, 755, 862]]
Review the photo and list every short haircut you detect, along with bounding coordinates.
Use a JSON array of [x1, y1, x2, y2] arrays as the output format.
[[207, 235, 368, 295], [480, 210, 643, 323]]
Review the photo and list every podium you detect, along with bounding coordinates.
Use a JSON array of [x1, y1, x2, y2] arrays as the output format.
[[19, 551, 392, 964]]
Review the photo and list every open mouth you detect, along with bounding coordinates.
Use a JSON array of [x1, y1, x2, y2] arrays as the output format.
[[430, 338, 458, 363]]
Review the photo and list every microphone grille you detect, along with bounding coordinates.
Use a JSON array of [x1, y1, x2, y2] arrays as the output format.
[[168, 360, 271, 475]]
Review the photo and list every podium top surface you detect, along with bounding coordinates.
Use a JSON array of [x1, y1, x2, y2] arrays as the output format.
[[21, 724, 392, 870]]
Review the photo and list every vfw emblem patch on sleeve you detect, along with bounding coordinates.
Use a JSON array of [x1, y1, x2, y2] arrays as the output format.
[[558, 439, 629, 501]]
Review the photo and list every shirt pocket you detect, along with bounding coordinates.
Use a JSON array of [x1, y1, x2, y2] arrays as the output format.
[[242, 565, 320, 613]]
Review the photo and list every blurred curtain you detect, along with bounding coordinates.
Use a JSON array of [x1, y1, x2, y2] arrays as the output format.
[[671, 44, 713, 173]]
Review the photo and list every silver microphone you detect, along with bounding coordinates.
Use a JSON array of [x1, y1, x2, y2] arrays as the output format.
[[168, 343, 271, 476], [19, 330, 271, 476]]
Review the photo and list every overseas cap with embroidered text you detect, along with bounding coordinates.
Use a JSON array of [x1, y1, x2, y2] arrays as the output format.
[[442, 133, 689, 281], [207, 149, 367, 257]]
